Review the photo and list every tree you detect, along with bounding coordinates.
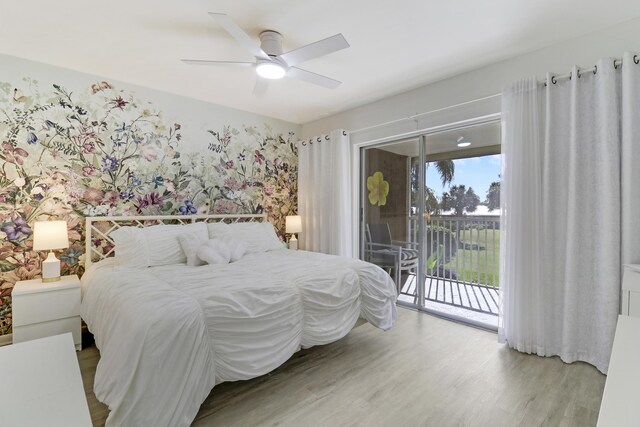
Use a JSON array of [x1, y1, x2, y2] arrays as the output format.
[[425, 187, 440, 216], [433, 160, 454, 187], [441, 185, 480, 216], [410, 159, 455, 214], [426, 160, 454, 216], [485, 181, 500, 211]]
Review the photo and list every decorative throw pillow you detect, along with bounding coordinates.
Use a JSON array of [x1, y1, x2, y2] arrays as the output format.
[[223, 237, 248, 262], [196, 239, 231, 265], [178, 231, 209, 266]]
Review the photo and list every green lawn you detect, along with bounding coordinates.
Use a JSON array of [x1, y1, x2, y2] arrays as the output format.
[[443, 228, 500, 287]]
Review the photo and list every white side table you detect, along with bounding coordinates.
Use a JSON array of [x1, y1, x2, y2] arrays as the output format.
[[0, 333, 92, 427], [11, 275, 82, 350]]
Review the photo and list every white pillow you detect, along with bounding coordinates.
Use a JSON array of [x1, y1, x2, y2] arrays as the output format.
[[178, 231, 209, 266], [144, 222, 207, 267], [223, 237, 248, 262], [111, 226, 149, 268], [207, 222, 232, 240], [227, 222, 283, 253], [111, 222, 208, 267], [196, 239, 231, 265]]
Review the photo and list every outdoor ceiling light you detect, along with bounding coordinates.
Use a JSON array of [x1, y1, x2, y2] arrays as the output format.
[[256, 62, 286, 79], [457, 136, 471, 148]]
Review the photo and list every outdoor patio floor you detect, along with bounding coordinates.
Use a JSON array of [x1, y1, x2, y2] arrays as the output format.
[[398, 275, 500, 328]]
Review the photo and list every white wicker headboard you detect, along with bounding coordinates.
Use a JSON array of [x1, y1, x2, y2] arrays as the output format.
[[84, 214, 267, 269]]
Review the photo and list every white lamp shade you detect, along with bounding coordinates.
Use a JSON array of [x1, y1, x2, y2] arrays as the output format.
[[33, 221, 69, 251], [286, 215, 302, 234]]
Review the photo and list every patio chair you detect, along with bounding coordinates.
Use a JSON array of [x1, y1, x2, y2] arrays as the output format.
[[365, 223, 419, 294]]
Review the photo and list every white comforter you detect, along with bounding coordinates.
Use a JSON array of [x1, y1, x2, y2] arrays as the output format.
[[81, 249, 397, 427]]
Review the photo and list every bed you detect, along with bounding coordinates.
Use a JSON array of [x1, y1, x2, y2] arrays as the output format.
[[81, 214, 397, 427]]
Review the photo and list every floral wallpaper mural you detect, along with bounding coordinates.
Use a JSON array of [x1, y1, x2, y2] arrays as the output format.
[[0, 78, 297, 336]]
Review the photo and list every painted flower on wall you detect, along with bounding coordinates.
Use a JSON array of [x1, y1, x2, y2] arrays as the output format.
[[0, 79, 298, 335], [367, 171, 389, 206]]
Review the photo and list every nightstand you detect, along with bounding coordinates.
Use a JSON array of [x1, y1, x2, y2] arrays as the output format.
[[11, 275, 82, 351]]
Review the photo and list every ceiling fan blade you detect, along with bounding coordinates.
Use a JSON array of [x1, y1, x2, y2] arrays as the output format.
[[209, 13, 269, 60], [279, 34, 349, 67], [253, 77, 269, 97], [181, 59, 255, 67], [287, 67, 341, 89]]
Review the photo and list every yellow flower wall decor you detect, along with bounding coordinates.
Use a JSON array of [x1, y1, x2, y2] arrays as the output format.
[[367, 171, 389, 206]]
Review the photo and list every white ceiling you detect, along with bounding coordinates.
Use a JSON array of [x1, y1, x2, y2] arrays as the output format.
[[2, 0, 640, 124]]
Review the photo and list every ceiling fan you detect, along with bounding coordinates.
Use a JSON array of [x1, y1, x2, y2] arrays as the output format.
[[182, 13, 350, 96]]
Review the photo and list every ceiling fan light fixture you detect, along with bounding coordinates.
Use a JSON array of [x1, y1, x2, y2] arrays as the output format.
[[256, 62, 285, 79], [185, 14, 349, 92]]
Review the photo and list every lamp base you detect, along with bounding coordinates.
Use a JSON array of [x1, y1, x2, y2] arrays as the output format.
[[288, 235, 298, 250], [41, 251, 61, 283]]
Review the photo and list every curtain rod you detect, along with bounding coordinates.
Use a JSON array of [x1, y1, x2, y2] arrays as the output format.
[[349, 54, 639, 135], [539, 56, 639, 86], [349, 93, 501, 135]]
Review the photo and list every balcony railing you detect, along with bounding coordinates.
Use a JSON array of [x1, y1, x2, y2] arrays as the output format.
[[405, 215, 500, 315]]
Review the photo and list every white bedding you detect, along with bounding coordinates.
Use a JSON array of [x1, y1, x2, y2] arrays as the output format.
[[81, 249, 397, 427]]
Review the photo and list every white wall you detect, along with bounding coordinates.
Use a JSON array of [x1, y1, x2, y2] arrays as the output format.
[[302, 17, 640, 142]]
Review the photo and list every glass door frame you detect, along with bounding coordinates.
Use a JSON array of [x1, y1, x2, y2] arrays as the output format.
[[354, 114, 501, 330]]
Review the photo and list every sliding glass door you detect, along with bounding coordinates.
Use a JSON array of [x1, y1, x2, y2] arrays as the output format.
[[359, 120, 501, 330]]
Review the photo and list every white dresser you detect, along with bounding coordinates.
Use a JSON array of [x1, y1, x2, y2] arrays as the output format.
[[597, 315, 640, 426], [598, 266, 640, 426], [0, 333, 92, 427], [622, 264, 640, 316], [11, 275, 82, 350]]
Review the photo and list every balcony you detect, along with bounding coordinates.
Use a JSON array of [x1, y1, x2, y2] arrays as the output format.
[[398, 216, 500, 322]]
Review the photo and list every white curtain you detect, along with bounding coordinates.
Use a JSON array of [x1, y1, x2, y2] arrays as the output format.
[[298, 129, 352, 256], [500, 52, 640, 373]]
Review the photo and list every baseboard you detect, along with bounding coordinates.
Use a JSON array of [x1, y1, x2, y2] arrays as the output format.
[[0, 333, 12, 347]]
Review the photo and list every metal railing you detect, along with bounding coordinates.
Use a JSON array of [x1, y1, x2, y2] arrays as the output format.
[[407, 215, 500, 315]]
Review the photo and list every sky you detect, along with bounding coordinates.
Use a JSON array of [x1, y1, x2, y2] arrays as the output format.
[[426, 154, 501, 202]]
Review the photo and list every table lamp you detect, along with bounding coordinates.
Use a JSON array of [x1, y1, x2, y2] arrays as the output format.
[[33, 220, 69, 282], [285, 215, 302, 250]]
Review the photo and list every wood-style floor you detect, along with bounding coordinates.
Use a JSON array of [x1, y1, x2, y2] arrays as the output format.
[[78, 308, 606, 427]]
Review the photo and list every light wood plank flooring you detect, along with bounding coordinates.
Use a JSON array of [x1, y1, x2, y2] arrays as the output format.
[[78, 308, 606, 426]]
